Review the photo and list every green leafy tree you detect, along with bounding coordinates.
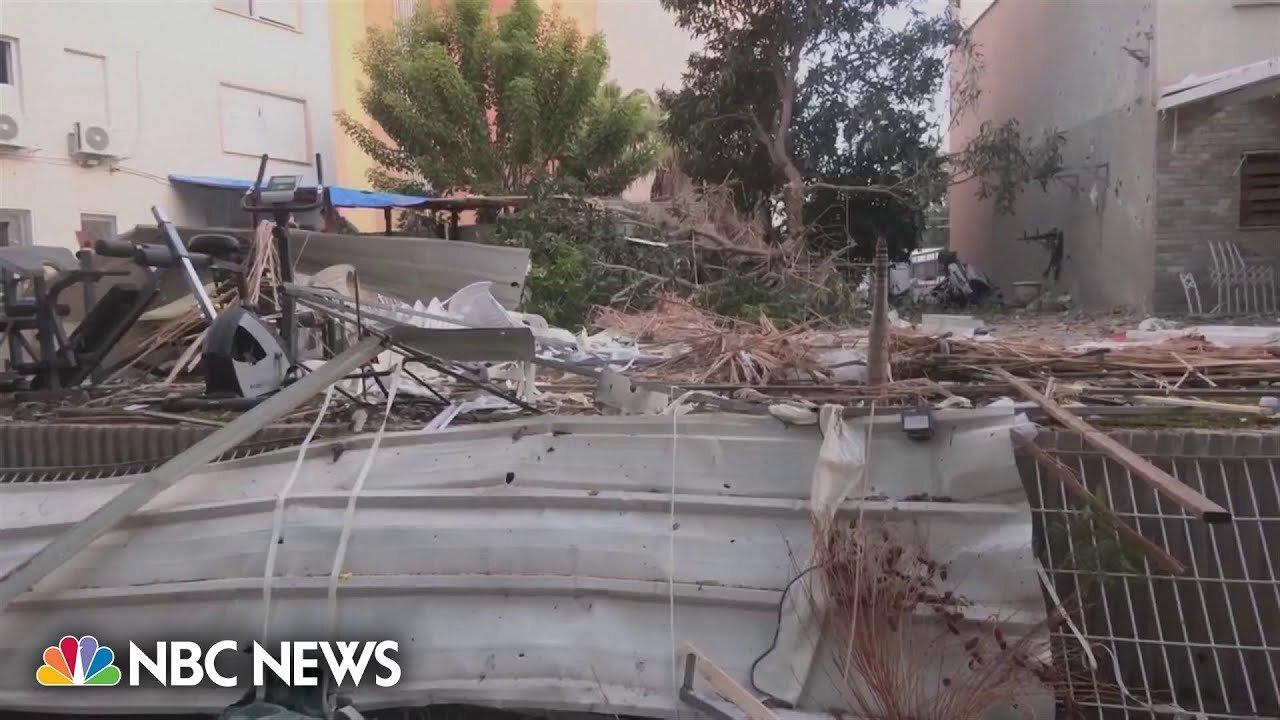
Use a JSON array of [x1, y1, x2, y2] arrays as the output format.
[[659, 0, 1063, 258], [339, 0, 660, 196]]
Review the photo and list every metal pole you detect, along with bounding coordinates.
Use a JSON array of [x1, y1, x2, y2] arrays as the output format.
[[76, 248, 95, 314], [151, 206, 217, 324], [273, 216, 297, 362], [0, 332, 394, 609]]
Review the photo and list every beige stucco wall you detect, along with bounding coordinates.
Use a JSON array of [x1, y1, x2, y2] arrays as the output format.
[[948, 0, 1159, 311], [0, 1, 336, 251], [595, 0, 697, 202], [1155, 0, 1280, 87], [596, 0, 697, 95]]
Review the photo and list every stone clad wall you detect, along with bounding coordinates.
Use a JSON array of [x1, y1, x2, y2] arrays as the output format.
[[1153, 96, 1280, 313]]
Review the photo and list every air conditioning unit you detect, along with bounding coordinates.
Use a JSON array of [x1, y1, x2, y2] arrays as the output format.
[[0, 112, 28, 150], [71, 121, 117, 159]]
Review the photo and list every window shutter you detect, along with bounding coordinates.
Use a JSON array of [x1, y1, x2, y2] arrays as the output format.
[[1241, 152, 1280, 228]]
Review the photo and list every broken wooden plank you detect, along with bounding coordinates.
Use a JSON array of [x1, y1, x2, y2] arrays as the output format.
[[866, 236, 890, 388], [679, 642, 779, 720], [1132, 395, 1270, 417], [994, 368, 1231, 523], [1014, 436, 1186, 575]]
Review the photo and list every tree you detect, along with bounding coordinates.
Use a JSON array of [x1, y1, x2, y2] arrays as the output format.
[[659, 0, 1063, 258], [339, 0, 661, 197]]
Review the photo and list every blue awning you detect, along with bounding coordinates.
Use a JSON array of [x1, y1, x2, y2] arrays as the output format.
[[168, 174, 431, 209], [328, 185, 429, 209]]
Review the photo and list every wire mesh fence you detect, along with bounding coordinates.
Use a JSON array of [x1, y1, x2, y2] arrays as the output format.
[[1021, 430, 1280, 719]]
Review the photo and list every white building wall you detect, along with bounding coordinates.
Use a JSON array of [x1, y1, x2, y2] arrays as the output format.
[[0, 0, 335, 251]]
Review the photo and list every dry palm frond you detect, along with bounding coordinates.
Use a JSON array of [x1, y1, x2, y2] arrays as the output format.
[[600, 183, 777, 260], [892, 331, 1280, 380], [815, 522, 1134, 720], [593, 297, 824, 384]]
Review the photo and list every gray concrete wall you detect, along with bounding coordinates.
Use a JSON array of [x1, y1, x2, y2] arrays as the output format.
[[948, 1, 1159, 311], [1152, 96, 1280, 314]]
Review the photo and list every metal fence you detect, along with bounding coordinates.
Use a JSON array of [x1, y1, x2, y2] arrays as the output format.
[[1021, 430, 1280, 719]]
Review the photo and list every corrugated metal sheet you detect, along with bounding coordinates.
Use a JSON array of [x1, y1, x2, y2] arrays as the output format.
[[287, 230, 530, 308], [0, 423, 329, 480], [118, 225, 532, 309], [0, 411, 1039, 717]]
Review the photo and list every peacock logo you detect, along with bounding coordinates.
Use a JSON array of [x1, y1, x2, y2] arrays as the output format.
[[37, 635, 121, 687]]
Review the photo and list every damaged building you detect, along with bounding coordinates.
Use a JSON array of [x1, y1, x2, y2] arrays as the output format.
[[949, 0, 1280, 314]]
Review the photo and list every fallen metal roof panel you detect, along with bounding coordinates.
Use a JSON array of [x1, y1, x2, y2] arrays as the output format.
[[1159, 56, 1280, 110], [0, 411, 1041, 718], [287, 229, 531, 309]]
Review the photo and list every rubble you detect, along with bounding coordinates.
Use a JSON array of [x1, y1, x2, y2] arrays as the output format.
[[5, 215, 1280, 720]]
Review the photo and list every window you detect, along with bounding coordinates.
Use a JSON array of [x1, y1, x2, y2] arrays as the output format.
[[63, 50, 109, 125], [0, 209, 33, 247], [219, 83, 310, 163], [1240, 152, 1280, 228], [0, 37, 15, 86], [215, 0, 299, 29], [79, 214, 117, 246]]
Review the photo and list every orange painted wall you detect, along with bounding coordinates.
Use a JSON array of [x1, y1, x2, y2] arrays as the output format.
[[329, 0, 399, 229], [329, 0, 596, 230]]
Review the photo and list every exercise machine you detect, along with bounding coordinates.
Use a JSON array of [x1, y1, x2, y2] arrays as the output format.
[[0, 246, 142, 390], [0, 224, 245, 391], [241, 152, 327, 364], [150, 206, 290, 399]]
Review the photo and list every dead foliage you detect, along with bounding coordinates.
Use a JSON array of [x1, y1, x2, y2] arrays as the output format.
[[593, 297, 826, 384], [893, 332, 1280, 382], [601, 183, 776, 260], [816, 522, 1132, 720]]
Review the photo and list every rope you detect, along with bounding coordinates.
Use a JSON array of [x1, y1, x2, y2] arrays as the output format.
[[258, 384, 335, 699], [326, 364, 403, 636], [666, 393, 687, 696]]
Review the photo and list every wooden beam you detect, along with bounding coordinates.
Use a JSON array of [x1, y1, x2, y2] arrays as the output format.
[[0, 333, 392, 609], [866, 236, 890, 388], [679, 643, 779, 720], [1133, 395, 1270, 416], [1014, 436, 1186, 575], [994, 368, 1231, 523]]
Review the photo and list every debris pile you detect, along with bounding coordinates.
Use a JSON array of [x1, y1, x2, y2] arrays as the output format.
[[593, 299, 825, 384], [5, 208, 1277, 720]]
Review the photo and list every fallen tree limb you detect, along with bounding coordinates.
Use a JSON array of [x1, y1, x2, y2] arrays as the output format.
[[994, 368, 1231, 523]]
